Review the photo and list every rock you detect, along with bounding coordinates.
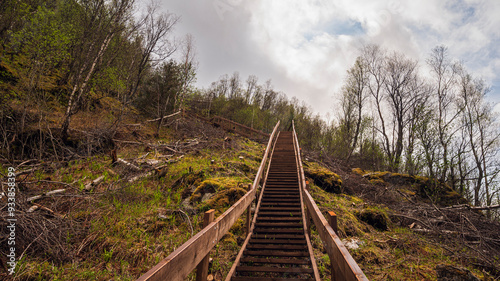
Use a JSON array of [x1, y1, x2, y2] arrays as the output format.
[[181, 197, 191, 207], [342, 238, 365, 250], [436, 264, 480, 281], [201, 193, 213, 202]]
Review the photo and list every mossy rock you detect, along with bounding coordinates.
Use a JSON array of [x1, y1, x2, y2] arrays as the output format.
[[435, 264, 480, 281], [340, 212, 366, 236], [190, 179, 223, 203], [172, 171, 206, 191], [413, 177, 468, 206], [369, 178, 385, 185], [352, 168, 366, 176], [356, 207, 390, 231], [305, 162, 342, 194], [201, 187, 247, 214], [355, 169, 469, 207]]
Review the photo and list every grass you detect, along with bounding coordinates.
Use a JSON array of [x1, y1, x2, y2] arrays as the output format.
[[13, 130, 265, 280], [307, 167, 490, 280]]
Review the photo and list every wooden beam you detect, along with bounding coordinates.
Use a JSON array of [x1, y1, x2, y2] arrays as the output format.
[[137, 189, 256, 281], [196, 210, 215, 281], [302, 190, 368, 281]]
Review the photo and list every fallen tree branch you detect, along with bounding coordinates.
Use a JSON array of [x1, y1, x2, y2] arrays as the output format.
[[390, 213, 433, 230], [27, 189, 67, 202], [112, 139, 144, 145], [444, 204, 500, 211], [84, 175, 105, 191], [146, 111, 181, 122], [116, 158, 141, 172], [128, 170, 155, 183]]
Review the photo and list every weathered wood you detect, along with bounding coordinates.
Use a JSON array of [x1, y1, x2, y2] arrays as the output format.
[[116, 158, 141, 171], [196, 210, 215, 281], [444, 203, 500, 211], [302, 190, 369, 281], [329, 211, 338, 234], [84, 175, 105, 191], [27, 189, 66, 202], [145, 110, 182, 122], [137, 188, 256, 281], [292, 121, 367, 281], [292, 127, 321, 281]]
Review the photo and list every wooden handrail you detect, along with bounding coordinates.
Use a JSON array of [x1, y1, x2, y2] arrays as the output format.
[[292, 121, 369, 281], [183, 109, 270, 139], [137, 121, 280, 281], [212, 116, 270, 136]]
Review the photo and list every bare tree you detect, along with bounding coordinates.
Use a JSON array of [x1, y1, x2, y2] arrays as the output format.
[[427, 46, 461, 183], [61, 0, 136, 140], [229, 72, 241, 99], [123, 1, 179, 105], [245, 75, 258, 104], [382, 51, 420, 172], [174, 34, 198, 112], [457, 65, 500, 206], [362, 44, 391, 167], [339, 57, 369, 162]]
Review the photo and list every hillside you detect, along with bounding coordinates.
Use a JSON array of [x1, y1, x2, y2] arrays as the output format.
[[1, 110, 499, 281]]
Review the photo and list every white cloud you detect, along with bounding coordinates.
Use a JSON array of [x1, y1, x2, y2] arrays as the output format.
[[157, 0, 500, 118]]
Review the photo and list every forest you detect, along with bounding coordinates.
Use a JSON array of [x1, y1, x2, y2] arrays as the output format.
[[1, 1, 499, 216], [1, 1, 500, 280]]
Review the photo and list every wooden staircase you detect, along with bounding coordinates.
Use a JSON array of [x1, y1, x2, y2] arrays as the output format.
[[227, 132, 319, 281]]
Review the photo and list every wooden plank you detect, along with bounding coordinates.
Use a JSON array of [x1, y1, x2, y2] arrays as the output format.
[[232, 277, 314, 281], [246, 244, 307, 250], [251, 234, 305, 239], [292, 131, 321, 281], [243, 250, 310, 257], [137, 189, 255, 281], [235, 266, 313, 274], [240, 257, 309, 265], [249, 239, 306, 244]]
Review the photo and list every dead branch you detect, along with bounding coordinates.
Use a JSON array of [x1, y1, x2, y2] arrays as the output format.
[[19, 179, 79, 190], [84, 175, 105, 191], [128, 170, 155, 183], [146, 110, 182, 122], [116, 158, 141, 171], [27, 188, 67, 202], [444, 204, 500, 211], [112, 139, 144, 145], [390, 213, 433, 230]]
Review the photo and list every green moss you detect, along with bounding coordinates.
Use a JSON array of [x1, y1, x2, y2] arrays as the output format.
[[369, 178, 385, 185], [352, 168, 366, 176], [355, 169, 469, 207], [304, 162, 342, 194], [356, 207, 390, 231], [201, 187, 247, 215], [190, 179, 222, 203]]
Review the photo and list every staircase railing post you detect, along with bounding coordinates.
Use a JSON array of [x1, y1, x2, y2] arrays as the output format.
[[246, 184, 252, 236], [305, 181, 312, 237], [196, 209, 215, 281], [328, 211, 338, 234], [328, 211, 339, 281]]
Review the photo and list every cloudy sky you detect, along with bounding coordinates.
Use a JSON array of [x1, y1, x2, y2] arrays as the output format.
[[153, 0, 500, 117]]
